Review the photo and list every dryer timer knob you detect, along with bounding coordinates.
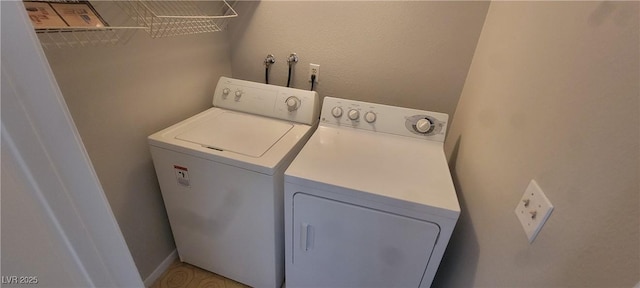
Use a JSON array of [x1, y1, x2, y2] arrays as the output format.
[[415, 118, 433, 133]]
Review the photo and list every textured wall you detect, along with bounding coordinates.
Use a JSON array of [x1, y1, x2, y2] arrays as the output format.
[[228, 1, 490, 119], [44, 30, 232, 279], [437, 2, 639, 287]]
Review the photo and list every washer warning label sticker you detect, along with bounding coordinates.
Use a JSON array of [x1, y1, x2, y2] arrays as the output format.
[[174, 165, 190, 187]]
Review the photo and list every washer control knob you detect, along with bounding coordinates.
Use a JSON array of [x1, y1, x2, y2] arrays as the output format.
[[222, 88, 230, 97], [286, 96, 301, 111], [234, 90, 243, 100], [348, 109, 360, 120], [331, 107, 343, 118], [364, 112, 377, 123], [415, 118, 433, 133]]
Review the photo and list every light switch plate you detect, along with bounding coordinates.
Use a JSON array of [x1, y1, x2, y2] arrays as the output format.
[[515, 180, 553, 243]]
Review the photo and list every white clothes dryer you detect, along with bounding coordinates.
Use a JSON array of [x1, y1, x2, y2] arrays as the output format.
[[149, 77, 319, 288], [284, 97, 460, 288]]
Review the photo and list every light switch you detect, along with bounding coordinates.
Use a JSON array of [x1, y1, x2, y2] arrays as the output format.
[[515, 179, 553, 243]]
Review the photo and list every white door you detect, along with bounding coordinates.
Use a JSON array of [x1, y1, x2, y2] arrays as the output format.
[[290, 193, 440, 288], [1, 1, 143, 287]]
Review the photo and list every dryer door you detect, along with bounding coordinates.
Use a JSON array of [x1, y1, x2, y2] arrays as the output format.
[[290, 193, 440, 287]]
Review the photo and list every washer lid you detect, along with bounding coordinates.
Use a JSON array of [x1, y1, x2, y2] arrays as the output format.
[[176, 111, 293, 158]]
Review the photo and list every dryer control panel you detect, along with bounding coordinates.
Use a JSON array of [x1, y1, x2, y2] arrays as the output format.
[[320, 97, 448, 142], [213, 77, 320, 125]]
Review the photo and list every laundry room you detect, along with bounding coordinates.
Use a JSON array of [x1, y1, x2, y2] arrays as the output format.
[[2, 1, 638, 288]]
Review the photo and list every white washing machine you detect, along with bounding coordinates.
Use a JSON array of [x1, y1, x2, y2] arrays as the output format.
[[284, 97, 460, 288], [149, 77, 319, 288]]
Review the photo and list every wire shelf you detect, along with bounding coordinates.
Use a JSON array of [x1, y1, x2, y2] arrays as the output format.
[[28, 1, 145, 48], [117, 0, 238, 38], [27, 1, 237, 48], [36, 27, 142, 49]]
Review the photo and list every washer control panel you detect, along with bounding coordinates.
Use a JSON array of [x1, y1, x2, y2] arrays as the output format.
[[213, 77, 320, 125], [321, 97, 448, 142]]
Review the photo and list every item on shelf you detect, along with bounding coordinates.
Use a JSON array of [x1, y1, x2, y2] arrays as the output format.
[[24, 2, 67, 28], [49, 2, 108, 28]]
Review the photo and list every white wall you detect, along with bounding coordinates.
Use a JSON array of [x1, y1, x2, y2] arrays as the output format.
[[43, 27, 232, 279], [228, 1, 489, 118], [437, 2, 639, 287]]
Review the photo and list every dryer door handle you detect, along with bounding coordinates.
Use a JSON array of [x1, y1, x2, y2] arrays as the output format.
[[300, 223, 314, 251]]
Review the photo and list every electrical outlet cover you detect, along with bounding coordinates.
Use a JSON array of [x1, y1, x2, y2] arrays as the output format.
[[515, 180, 553, 243], [308, 63, 320, 82]]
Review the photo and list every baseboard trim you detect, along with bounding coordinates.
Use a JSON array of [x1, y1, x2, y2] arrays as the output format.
[[143, 249, 178, 287]]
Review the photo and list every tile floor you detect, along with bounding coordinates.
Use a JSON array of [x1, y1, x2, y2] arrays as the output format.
[[150, 260, 250, 288]]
